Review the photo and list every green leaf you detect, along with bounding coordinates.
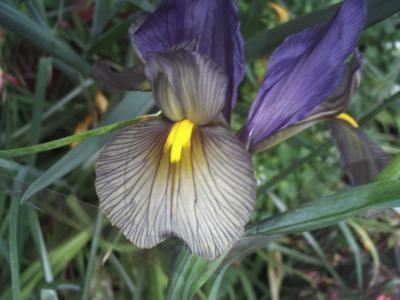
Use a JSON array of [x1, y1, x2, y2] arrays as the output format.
[[126, 0, 155, 12], [167, 179, 400, 298], [376, 154, 400, 180], [0, 113, 159, 158], [166, 248, 225, 300], [244, 0, 400, 62], [338, 222, 363, 289], [40, 289, 59, 300], [28, 209, 54, 283], [0, 231, 91, 300], [0, 2, 90, 75], [108, 254, 136, 296], [12, 79, 95, 139], [90, 0, 113, 42], [29, 57, 53, 162], [20, 92, 153, 202], [81, 213, 103, 300], [24, 0, 48, 28], [247, 179, 400, 236]]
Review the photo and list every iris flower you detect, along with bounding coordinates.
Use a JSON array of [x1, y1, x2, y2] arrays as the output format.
[[94, 0, 367, 260]]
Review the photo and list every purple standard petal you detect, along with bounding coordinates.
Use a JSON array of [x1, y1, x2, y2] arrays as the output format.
[[241, 0, 367, 150], [131, 0, 244, 121]]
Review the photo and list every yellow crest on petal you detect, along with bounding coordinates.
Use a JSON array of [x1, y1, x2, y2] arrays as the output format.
[[336, 113, 359, 128], [164, 119, 195, 163]]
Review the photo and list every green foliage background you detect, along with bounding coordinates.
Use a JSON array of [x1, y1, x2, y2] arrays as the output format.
[[0, 0, 399, 299]]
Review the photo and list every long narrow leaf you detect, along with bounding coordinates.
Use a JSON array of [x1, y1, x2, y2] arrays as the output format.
[[0, 2, 90, 75], [0, 113, 159, 158], [167, 179, 400, 297], [21, 92, 153, 202]]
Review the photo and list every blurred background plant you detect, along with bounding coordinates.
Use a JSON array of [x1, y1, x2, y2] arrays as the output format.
[[0, 0, 399, 299]]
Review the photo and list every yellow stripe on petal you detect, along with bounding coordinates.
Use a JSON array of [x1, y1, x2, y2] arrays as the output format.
[[336, 113, 359, 128], [164, 119, 195, 163]]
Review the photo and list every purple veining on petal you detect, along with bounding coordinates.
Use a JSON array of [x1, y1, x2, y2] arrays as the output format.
[[131, 0, 244, 122], [240, 0, 367, 149]]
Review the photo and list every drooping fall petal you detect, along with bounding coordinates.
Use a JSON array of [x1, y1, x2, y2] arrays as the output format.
[[242, 0, 367, 150], [330, 118, 389, 185], [130, 0, 244, 121], [95, 119, 256, 260]]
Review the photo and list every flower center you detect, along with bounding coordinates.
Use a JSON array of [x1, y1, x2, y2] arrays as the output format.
[[164, 119, 195, 163]]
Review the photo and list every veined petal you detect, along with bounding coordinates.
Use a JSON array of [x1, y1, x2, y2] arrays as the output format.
[[131, 0, 244, 121], [95, 119, 256, 260], [241, 51, 362, 152], [330, 119, 389, 185], [243, 0, 367, 150], [145, 50, 228, 125]]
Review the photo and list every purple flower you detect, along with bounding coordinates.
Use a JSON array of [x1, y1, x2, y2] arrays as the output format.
[[94, 0, 367, 260]]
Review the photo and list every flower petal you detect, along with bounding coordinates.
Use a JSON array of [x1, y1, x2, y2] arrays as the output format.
[[330, 119, 389, 185], [241, 51, 362, 152], [243, 0, 367, 150], [131, 0, 244, 121], [145, 50, 228, 125], [95, 119, 256, 260]]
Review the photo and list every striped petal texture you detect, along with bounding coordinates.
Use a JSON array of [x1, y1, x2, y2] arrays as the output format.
[[145, 50, 228, 125], [242, 0, 367, 150], [95, 120, 256, 260], [130, 0, 244, 121], [243, 50, 362, 152]]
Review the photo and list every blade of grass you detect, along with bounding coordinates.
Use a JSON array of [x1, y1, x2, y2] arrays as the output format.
[[0, 2, 90, 75], [0, 230, 91, 300], [267, 250, 283, 300], [167, 179, 400, 297], [338, 221, 363, 289], [126, 0, 155, 12], [21, 92, 153, 202], [29, 57, 52, 162], [270, 191, 346, 288], [90, 0, 112, 42], [248, 180, 400, 236], [0, 113, 160, 159], [207, 264, 230, 300], [303, 232, 346, 288], [347, 219, 380, 287], [9, 190, 20, 300], [40, 289, 58, 300], [376, 154, 400, 181], [108, 254, 136, 296], [238, 269, 257, 300], [24, 0, 48, 28], [27, 57, 56, 295], [147, 249, 167, 300], [28, 210, 54, 283], [12, 79, 94, 139], [81, 213, 103, 300], [268, 243, 323, 266], [9, 168, 29, 300]]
